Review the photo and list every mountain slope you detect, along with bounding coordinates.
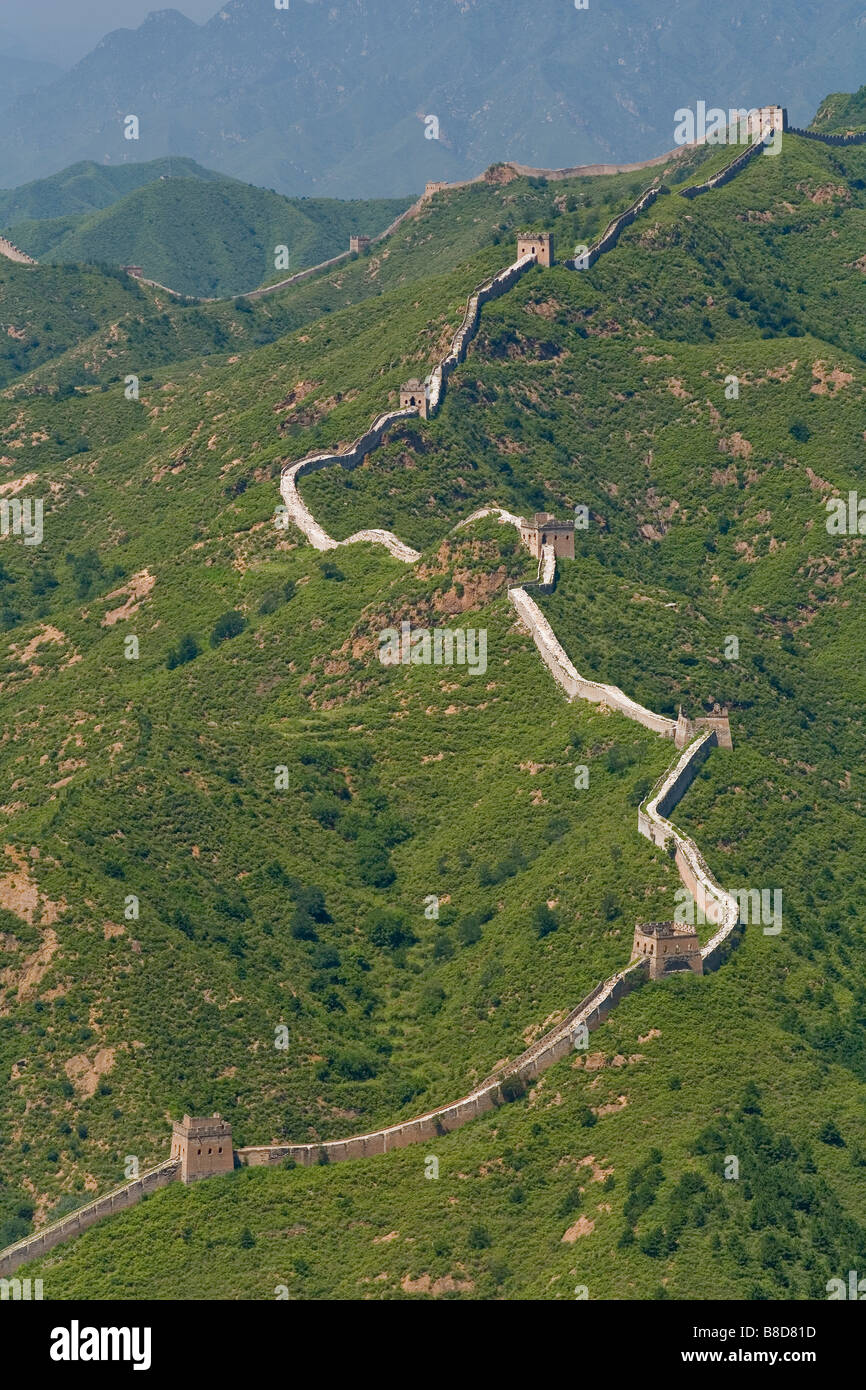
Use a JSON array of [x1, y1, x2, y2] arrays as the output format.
[[2, 175, 412, 299], [0, 157, 225, 225], [2, 132, 866, 1300], [811, 84, 866, 132], [2, 0, 866, 194], [0, 51, 62, 105]]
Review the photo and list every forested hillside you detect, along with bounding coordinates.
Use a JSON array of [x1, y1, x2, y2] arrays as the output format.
[[0, 160, 412, 299], [2, 128, 866, 1299]]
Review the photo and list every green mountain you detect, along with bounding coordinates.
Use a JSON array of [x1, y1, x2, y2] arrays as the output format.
[[0, 157, 225, 225], [811, 85, 866, 133], [2, 128, 866, 1300], [1, 163, 412, 299]]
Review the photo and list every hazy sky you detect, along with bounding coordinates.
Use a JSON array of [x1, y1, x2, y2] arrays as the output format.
[[0, 1, 221, 66]]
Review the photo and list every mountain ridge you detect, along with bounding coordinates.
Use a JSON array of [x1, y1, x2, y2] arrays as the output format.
[[2, 0, 866, 195]]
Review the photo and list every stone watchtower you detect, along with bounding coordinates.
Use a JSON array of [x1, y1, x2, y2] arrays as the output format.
[[399, 378, 428, 418], [349, 234, 371, 253], [675, 702, 733, 750], [632, 921, 703, 981], [171, 1114, 234, 1184], [519, 511, 575, 560], [517, 232, 554, 267]]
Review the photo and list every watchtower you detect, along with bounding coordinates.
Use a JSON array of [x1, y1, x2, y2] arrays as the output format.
[[400, 378, 428, 418], [171, 1114, 234, 1184], [349, 234, 371, 254], [519, 511, 574, 560], [424, 181, 449, 198], [632, 921, 703, 981], [675, 702, 733, 750], [517, 232, 553, 267]]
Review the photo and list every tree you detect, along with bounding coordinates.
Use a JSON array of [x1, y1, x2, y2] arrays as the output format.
[[818, 1119, 844, 1147], [533, 903, 559, 938], [210, 610, 246, 647], [166, 633, 199, 669]]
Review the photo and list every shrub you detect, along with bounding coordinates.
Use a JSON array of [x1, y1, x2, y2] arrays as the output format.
[[364, 909, 416, 952], [210, 610, 246, 647], [166, 634, 200, 669], [457, 914, 483, 947], [818, 1119, 844, 1147], [319, 558, 345, 581], [533, 904, 559, 938]]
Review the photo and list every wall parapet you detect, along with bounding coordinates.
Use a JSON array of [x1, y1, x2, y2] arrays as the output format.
[[280, 251, 537, 557], [679, 133, 772, 199], [786, 126, 866, 146], [508, 585, 677, 738], [638, 732, 740, 967], [0, 1159, 180, 1278], [0, 235, 38, 266], [236, 959, 649, 1170], [564, 182, 665, 270]]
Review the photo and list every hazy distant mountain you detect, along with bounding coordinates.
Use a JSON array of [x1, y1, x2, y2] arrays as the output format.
[[1, 0, 865, 196], [0, 50, 62, 104]]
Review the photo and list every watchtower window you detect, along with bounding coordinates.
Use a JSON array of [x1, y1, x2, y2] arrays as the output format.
[[197, 1149, 201, 1156]]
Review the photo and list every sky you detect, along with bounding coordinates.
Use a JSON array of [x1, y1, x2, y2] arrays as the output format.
[[0, 0, 221, 66]]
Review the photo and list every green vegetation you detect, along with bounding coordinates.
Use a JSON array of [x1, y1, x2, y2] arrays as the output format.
[[2, 159, 411, 299], [3, 128, 866, 1298], [810, 86, 866, 134]]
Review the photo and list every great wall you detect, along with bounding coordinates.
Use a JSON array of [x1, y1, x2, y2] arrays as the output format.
[[0, 110, 834, 1279]]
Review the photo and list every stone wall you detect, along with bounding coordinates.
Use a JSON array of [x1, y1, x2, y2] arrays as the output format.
[[0, 1160, 180, 1278], [508, 586, 678, 738], [237, 962, 649, 1170], [280, 252, 537, 557], [786, 127, 866, 146], [0, 236, 37, 266], [638, 732, 740, 968], [565, 183, 665, 270], [680, 134, 771, 199]]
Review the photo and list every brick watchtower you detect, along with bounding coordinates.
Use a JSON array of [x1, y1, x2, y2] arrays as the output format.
[[517, 232, 553, 266], [171, 1114, 234, 1183], [632, 921, 703, 981], [519, 512, 575, 560], [399, 378, 428, 418]]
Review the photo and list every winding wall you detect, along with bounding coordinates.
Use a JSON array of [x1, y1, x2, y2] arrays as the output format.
[[0, 130, 760, 1275], [507, 585, 678, 738]]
